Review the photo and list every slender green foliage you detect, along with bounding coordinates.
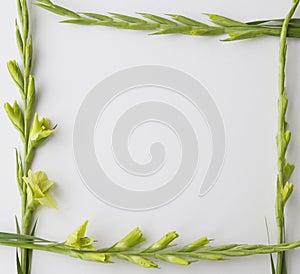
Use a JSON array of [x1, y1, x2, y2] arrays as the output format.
[[35, 0, 300, 41], [5, 0, 57, 273], [275, 1, 300, 274], [1, 0, 300, 273], [1, 224, 300, 268]]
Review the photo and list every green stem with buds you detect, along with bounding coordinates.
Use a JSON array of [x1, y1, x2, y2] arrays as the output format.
[[1, 228, 300, 269], [275, 1, 300, 274], [5, 1, 57, 274], [34, 0, 300, 41]]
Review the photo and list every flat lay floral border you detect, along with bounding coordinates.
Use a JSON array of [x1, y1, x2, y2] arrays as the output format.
[[1, 0, 300, 274]]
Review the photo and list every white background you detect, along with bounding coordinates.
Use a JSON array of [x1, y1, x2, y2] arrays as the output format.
[[1, 0, 300, 273]]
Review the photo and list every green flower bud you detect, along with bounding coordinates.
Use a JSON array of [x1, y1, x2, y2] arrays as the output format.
[[15, 150, 24, 192], [29, 113, 55, 148], [7, 60, 24, 97], [23, 170, 57, 209], [73, 251, 110, 263], [15, 20, 23, 56], [178, 237, 210, 252], [116, 254, 158, 268], [144, 231, 178, 252], [284, 162, 295, 182], [109, 228, 145, 251], [4, 101, 24, 138], [282, 182, 294, 205], [65, 221, 95, 250], [26, 75, 35, 119], [154, 254, 191, 265], [25, 37, 33, 76]]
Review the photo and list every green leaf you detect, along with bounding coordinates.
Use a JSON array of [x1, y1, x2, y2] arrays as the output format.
[[270, 253, 276, 274], [282, 252, 287, 274], [16, 251, 24, 274], [15, 216, 21, 235]]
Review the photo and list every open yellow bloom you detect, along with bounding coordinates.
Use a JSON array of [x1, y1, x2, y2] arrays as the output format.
[[23, 170, 57, 209]]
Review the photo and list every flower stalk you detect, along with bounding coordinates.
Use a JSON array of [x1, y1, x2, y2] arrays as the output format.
[[5, 0, 57, 273], [35, 0, 300, 41], [275, 1, 300, 273], [1, 225, 300, 269]]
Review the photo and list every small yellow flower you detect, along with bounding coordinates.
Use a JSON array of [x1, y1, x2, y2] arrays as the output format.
[[23, 170, 57, 209], [29, 113, 55, 148], [65, 221, 95, 250]]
